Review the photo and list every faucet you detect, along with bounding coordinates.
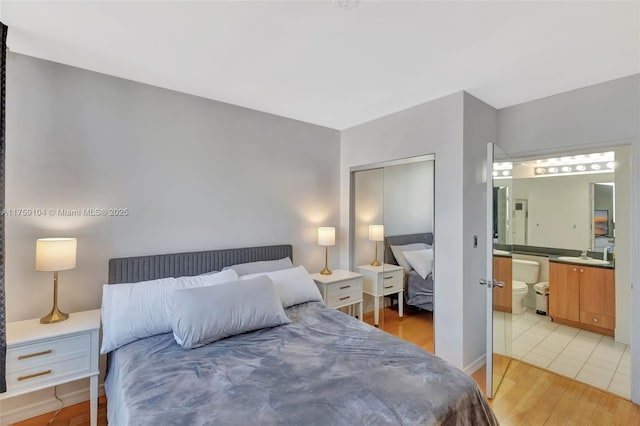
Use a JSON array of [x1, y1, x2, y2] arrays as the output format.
[[580, 250, 589, 259], [603, 244, 614, 261]]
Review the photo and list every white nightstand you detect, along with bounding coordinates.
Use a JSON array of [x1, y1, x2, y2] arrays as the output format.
[[358, 264, 404, 326], [311, 269, 364, 321], [0, 309, 101, 426]]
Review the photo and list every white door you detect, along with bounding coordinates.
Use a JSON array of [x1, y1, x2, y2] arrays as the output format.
[[483, 143, 512, 398]]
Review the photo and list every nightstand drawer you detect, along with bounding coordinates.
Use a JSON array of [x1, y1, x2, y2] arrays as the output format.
[[326, 279, 362, 298], [327, 281, 362, 306], [381, 278, 403, 295], [7, 333, 91, 370], [378, 269, 403, 294], [6, 351, 91, 393], [378, 268, 403, 283]]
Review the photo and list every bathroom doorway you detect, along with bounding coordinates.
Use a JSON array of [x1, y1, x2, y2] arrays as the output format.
[[495, 146, 631, 399]]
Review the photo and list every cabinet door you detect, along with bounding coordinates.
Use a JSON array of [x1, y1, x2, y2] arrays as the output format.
[[580, 266, 615, 317], [549, 263, 580, 322], [493, 256, 513, 313]]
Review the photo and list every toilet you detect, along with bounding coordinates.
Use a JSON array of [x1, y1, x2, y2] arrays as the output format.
[[512, 259, 541, 314]]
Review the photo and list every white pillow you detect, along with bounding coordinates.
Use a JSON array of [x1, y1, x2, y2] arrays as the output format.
[[241, 265, 323, 308], [402, 249, 434, 280], [171, 275, 291, 349], [100, 269, 239, 354], [390, 243, 430, 271], [223, 257, 293, 276]]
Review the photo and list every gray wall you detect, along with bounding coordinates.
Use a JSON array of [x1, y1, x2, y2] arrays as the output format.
[[462, 93, 497, 367], [340, 92, 469, 368], [498, 75, 639, 156], [5, 53, 341, 323]]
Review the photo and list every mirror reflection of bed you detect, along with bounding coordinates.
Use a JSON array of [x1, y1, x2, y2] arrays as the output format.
[[350, 155, 435, 353], [383, 232, 435, 351]]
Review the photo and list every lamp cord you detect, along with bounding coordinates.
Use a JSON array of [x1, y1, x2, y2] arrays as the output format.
[[47, 386, 64, 424]]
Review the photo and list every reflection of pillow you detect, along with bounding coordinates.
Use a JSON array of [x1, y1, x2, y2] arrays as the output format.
[[241, 265, 323, 308], [403, 249, 434, 280], [171, 275, 290, 349], [223, 257, 293, 276], [100, 269, 239, 354], [390, 243, 429, 271]]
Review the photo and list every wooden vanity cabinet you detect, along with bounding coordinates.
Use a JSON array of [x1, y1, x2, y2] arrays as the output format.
[[549, 263, 580, 322], [549, 262, 615, 335], [579, 267, 615, 330], [493, 256, 512, 313]]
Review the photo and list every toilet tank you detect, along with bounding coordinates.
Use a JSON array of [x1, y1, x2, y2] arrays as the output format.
[[513, 259, 540, 284]]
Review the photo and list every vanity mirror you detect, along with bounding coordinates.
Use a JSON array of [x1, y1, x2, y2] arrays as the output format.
[[493, 151, 618, 251]]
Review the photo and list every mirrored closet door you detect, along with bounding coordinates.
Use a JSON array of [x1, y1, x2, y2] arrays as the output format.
[[350, 155, 435, 352]]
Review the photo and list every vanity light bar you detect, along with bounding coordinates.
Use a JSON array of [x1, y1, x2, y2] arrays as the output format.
[[492, 169, 512, 178], [531, 151, 615, 167], [534, 161, 615, 176]]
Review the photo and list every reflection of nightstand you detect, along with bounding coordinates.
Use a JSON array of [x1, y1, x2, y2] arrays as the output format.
[[358, 264, 404, 326], [311, 270, 364, 321], [1, 309, 101, 426]]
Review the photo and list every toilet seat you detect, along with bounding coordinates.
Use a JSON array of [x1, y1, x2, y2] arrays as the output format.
[[512, 280, 528, 292]]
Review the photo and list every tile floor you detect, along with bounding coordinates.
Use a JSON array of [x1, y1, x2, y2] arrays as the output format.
[[494, 310, 630, 399]]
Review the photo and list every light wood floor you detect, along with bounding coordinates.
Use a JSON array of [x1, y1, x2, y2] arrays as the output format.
[[13, 307, 638, 425]]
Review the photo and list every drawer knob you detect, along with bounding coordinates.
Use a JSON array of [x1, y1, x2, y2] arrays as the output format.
[[339, 285, 351, 290], [18, 370, 52, 381], [384, 285, 394, 289], [384, 276, 394, 280], [339, 296, 350, 301], [18, 349, 53, 360], [593, 318, 599, 322]]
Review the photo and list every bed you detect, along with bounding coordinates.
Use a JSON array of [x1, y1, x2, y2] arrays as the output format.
[[104, 244, 496, 425], [385, 233, 434, 311]]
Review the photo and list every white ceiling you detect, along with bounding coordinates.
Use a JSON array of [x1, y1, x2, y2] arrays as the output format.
[[1, 1, 638, 130]]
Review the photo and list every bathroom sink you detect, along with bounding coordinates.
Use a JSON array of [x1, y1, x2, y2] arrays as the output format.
[[557, 256, 610, 266], [493, 249, 511, 256]]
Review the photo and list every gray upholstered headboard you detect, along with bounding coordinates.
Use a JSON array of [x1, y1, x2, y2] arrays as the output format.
[[384, 233, 433, 265], [108, 244, 293, 284]]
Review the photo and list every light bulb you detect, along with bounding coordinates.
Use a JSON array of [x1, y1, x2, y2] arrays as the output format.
[[591, 164, 601, 170], [576, 165, 586, 172]]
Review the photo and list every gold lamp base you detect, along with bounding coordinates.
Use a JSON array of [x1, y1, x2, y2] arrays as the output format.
[[370, 241, 382, 267], [40, 271, 69, 324], [40, 306, 69, 324], [320, 246, 332, 275]]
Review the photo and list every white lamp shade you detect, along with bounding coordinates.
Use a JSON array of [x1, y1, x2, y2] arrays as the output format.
[[317, 227, 336, 246], [369, 224, 384, 242], [36, 238, 77, 271]]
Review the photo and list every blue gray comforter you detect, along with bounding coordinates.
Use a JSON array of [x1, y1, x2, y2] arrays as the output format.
[[106, 302, 497, 425]]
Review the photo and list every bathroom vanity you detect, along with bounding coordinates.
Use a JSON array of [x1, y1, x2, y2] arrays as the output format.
[[493, 255, 513, 312], [549, 261, 615, 336]]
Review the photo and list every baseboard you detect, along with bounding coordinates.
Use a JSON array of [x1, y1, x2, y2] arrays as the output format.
[[464, 353, 486, 375], [0, 384, 105, 426]]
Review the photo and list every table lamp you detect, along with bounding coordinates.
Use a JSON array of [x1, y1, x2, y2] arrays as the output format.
[[318, 227, 335, 275], [36, 238, 77, 324], [369, 224, 384, 266]]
